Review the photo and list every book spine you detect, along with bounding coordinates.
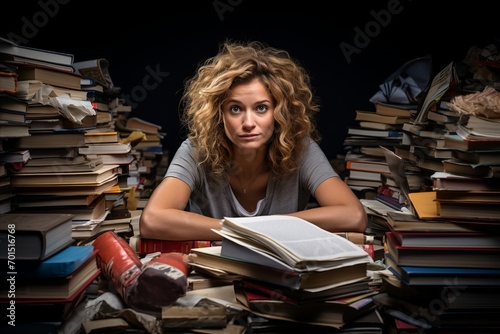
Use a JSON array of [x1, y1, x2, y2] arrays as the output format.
[[137, 239, 215, 255]]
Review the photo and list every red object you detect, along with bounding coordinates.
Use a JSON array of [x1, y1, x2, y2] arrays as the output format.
[[93, 231, 143, 301], [94, 231, 191, 313]]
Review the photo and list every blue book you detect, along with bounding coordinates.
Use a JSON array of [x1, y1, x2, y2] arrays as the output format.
[[386, 253, 500, 286], [16, 245, 94, 278]]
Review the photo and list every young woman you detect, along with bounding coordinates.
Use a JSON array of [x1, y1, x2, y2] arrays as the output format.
[[140, 41, 367, 240]]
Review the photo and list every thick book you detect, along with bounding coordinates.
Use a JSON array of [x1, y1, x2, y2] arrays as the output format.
[[384, 252, 500, 286], [0, 70, 18, 95], [9, 131, 86, 149], [236, 277, 373, 305], [84, 131, 120, 144], [442, 158, 500, 178], [12, 174, 118, 196], [125, 116, 162, 134], [78, 142, 132, 155], [431, 171, 500, 191], [355, 110, 410, 125], [437, 200, 500, 221], [453, 149, 500, 165], [0, 53, 75, 73], [0, 249, 100, 300], [9, 245, 94, 278], [9, 164, 120, 186], [9, 156, 103, 174], [234, 284, 376, 328], [0, 37, 74, 66], [373, 103, 416, 117], [347, 127, 403, 138], [346, 160, 391, 174], [0, 94, 27, 115], [390, 230, 500, 248], [129, 235, 213, 255], [188, 246, 368, 291], [15, 193, 107, 221], [0, 213, 74, 260], [15, 64, 82, 90], [386, 211, 478, 233], [444, 133, 500, 151], [217, 215, 372, 272], [385, 231, 500, 269], [0, 122, 30, 138]]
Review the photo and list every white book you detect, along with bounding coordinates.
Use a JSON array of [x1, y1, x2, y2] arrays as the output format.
[[213, 215, 371, 272]]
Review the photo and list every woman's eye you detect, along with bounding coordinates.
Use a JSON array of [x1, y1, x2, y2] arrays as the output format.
[[256, 105, 268, 113], [229, 105, 241, 113]]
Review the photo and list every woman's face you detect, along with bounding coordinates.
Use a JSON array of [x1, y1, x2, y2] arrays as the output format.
[[222, 78, 275, 152]]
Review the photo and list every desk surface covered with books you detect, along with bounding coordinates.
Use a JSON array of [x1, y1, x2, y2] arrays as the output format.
[[4, 214, 500, 334]]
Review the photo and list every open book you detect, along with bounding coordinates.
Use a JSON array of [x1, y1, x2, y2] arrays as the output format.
[[214, 215, 371, 272]]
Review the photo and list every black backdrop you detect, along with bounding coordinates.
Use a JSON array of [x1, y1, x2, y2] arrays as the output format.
[[2, 0, 498, 160]]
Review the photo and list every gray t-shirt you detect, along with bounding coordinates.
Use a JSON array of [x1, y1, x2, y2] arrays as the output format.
[[165, 138, 339, 218]]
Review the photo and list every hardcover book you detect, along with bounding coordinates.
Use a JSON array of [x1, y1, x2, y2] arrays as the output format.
[[385, 231, 500, 269], [10, 245, 95, 278], [0, 213, 74, 260], [9, 164, 120, 186], [15, 64, 82, 90], [0, 250, 100, 299], [0, 36, 74, 66]]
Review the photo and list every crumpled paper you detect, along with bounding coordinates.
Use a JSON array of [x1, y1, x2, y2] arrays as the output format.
[[27, 82, 96, 124], [447, 86, 500, 118]]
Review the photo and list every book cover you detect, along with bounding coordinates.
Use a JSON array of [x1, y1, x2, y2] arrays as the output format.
[[9, 156, 103, 174], [385, 253, 500, 286], [444, 133, 500, 151], [0, 37, 74, 65], [0, 250, 100, 300], [12, 174, 118, 196], [78, 142, 131, 155], [9, 131, 86, 149], [355, 110, 410, 125], [16, 64, 82, 90], [391, 230, 500, 248], [0, 213, 75, 260], [9, 164, 120, 186], [385, 231, 500, 269], [15, 194, 107, 221], [11, 245, 94, 278], [0, 122, 30, 138], [0, 70, 18, 94], [130, 235, 212, 255]]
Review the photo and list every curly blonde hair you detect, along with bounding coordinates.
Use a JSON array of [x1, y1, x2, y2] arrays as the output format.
[[180, 40, 321, 180]]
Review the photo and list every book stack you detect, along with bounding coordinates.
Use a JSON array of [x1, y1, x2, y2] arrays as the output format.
[[0, 214, 100, 331], [375, 186, 500, 331], [0, 230, 100, 332], [189, 215, 377, 330]]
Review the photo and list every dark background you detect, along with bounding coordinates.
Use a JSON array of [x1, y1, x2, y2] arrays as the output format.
[[2, 0, 498, 160]]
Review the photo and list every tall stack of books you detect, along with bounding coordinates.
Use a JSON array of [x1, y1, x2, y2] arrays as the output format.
[[0, 213, 100, 332]]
